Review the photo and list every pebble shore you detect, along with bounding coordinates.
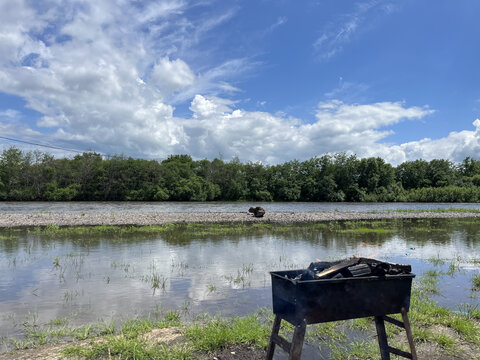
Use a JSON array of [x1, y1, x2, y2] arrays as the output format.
[[1, 211, 480, 228]]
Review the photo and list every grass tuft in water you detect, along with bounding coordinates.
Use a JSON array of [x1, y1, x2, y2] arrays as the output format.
[[472, 273, 480, 291]]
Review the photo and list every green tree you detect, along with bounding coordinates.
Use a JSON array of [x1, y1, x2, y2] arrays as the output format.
[[0, 147, 23, 199], [358, 157, 395, 193], [427, 159, 455, 187], [72, 152, 104, 200], [396, 160, 430, 190]]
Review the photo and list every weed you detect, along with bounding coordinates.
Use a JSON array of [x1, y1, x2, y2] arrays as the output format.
[[52, 257, 60, 268], [46, 317, 68, 327], [472, 273, 480, 291], [446, 261, 461, 276], [428, 255, 445, 266]]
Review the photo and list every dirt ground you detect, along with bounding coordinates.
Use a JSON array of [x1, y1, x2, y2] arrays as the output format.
[[2, 323, 480, 360]]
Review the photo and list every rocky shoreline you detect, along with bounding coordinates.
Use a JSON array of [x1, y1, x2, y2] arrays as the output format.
[[1, 211, 480, 228]]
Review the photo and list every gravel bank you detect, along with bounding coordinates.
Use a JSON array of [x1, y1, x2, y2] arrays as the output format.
[[1, 211, 480, 228]]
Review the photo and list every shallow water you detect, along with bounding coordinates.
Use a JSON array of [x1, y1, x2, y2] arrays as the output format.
[[2, 200, 480, 214], [0, 218, 480, 353]]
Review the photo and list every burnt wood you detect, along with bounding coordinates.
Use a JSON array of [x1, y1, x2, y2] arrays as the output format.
[[348, 263, 372, 277], [314, 258, 359, 279]]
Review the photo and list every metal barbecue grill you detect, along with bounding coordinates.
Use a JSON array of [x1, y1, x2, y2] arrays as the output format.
[[266, 259, 417, 360]]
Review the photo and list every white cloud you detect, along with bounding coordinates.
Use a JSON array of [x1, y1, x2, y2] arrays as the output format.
[[398, 119, 480, 162], [0, 109, 20, 119], [314, 0, 397, 60], [324, 78, 370, 102], [264, 16, 287, 35], [181, 97, 435, 164], [0, 0, 246, 157], [151, 57, 196, 93]]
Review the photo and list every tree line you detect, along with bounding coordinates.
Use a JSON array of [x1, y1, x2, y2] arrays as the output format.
[[1, 146, 480, 202]]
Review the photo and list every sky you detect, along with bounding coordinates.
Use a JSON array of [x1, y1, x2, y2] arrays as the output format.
[[0, 0, 480, 165]]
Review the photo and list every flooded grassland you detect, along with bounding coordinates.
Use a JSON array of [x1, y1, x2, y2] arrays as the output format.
[[0, 218, 480, 359]]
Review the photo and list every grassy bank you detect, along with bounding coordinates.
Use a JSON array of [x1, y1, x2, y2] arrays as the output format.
[[0, 216, 476, 237], [394, 207, 480, 214]]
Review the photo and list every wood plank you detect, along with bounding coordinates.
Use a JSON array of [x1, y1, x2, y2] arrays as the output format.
[[375, 316, 391, 360], [289, 320, 306, 360], [383, 315, 405, 328], [272, 334, 291, 354], [388, 346, 413, 359], [314, 258, 359, 279], [401, 308, 418, 360], [266, 315, 282, 360]]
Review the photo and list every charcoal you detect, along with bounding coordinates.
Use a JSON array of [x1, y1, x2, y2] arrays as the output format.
[[347, 263, 372, 277], [301, 269, 317, 280], [388, 264, 412, 274], [297, 257, 411, 282]]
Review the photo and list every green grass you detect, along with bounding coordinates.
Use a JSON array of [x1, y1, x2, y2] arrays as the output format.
[[337, 227, 394, 234], [472, 273, 480, 291], [46, 317, 69, 327], [428, 256, 446, 266], [62, 336, 192, 360], [18, 219, 405, 238], [184, 315, 270, 351], [60, 313, 269, 360], [329, 339, 379, 360], [394, 208, 480, 214]]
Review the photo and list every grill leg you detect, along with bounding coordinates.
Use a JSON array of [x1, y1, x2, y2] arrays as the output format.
[[266, 315, 282, 360], [401, 307, 418, 360], [288, 320, 306, 360], [375, 316, 391, 360]]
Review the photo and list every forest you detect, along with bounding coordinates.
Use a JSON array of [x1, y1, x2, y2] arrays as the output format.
[[1, 146, 480, 202]]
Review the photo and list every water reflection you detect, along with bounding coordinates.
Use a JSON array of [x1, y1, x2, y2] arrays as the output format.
[[0, 218, 479, 342]]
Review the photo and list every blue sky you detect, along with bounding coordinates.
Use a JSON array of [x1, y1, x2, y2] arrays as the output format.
[[0, 0, 479, 164]]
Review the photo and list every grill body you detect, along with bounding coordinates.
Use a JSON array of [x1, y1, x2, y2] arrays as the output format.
[[271, 269, 415, 326]]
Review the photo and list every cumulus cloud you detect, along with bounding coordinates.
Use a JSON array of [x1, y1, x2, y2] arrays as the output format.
[[0, 0, 245, 157], [182, 97, 436, 164], [151, 57, 195, 94], [181, 98, 480, 165]]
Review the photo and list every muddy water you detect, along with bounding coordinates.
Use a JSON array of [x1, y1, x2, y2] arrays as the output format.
[[0, 218, 479, 345]]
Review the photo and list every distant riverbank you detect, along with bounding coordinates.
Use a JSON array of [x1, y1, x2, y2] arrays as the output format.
[[1, 210, 480, 228]]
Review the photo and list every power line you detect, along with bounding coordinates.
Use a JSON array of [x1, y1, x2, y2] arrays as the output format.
[[0, 135, 95, 154]]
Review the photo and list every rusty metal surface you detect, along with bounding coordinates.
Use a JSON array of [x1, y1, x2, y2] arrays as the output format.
[[271, 268, 415, 325]]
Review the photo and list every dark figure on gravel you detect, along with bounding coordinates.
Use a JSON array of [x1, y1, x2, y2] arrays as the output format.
[[248, 206, 265, 217]]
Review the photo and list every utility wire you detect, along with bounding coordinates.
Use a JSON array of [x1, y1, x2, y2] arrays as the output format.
[[0, 135, 95, 154]]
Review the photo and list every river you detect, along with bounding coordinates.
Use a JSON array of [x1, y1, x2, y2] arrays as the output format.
[[2, 201, 480, 214]]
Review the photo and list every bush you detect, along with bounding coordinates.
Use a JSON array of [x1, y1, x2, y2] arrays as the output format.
[[407, 186, 480, 202]]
